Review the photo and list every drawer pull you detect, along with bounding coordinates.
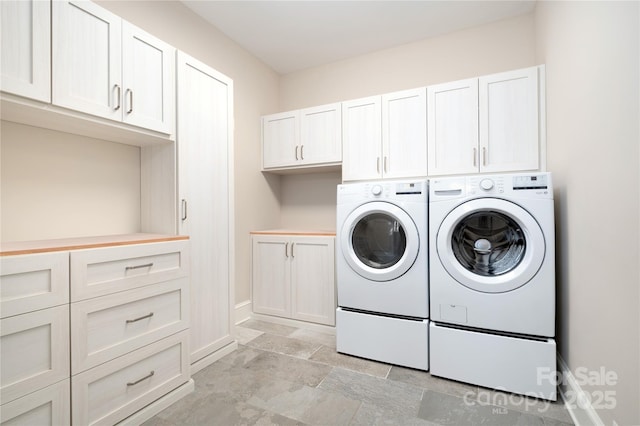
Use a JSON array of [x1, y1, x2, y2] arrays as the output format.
[[125, 312, 154, 323], [125, 262, 154, 271], [126, 370, 154, 386]]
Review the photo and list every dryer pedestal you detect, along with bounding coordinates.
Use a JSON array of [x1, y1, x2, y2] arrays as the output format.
[[430, 323, 557, 400], [336, 308, 429, 371]]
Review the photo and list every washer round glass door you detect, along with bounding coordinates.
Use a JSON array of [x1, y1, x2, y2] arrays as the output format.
[[341, 202, 419, 282], [437, 198, 545, 293]]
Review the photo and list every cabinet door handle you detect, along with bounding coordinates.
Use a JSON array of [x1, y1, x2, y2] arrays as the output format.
[[473, 148, 477, 167], [125, 262, 154, 271], [114, 85, 121, 111], [127, 371, 154, 386], [291, 242, 295, 258], [181, 199, 188, 221], [300, 145, 304, 160], [376, 157, 380, 173], [126, 89, 133, 114], [384, 156, 388, 173], [285, 242, 289, 258], [126, 312, 154, 323], [295, 146, 299, 160], [483, 147, 487, 166]]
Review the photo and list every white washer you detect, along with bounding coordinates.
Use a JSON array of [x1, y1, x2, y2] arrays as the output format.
[[336, 179, 429, 370], [429, 172, 557, 400]]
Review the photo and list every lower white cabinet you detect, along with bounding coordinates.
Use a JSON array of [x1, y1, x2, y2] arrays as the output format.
[[252, 233, 336, 326], [71, 330, 189, 426], [0, 235, 192, 426], [0, 379, 71, 426], [70, 278, 189, 374], [0, 306, 70, 405]]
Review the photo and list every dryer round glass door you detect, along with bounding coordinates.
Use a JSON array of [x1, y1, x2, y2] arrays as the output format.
[[437, 198, 545, 293], [341, 202, 419, 282]]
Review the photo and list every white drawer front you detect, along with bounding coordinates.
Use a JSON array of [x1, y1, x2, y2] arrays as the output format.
[[71, 278, 189, 373], [72, 331, 189, 426], [0, 306, 70, 404], [70, 241, 189, 301], [0, 252, 69, 319], [0, 379, 71, 426]]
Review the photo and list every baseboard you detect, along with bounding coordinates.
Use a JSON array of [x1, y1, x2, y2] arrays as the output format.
[[557, 354, 605, 426], [235, 300, 252, 325], [250, 312, 336, 335], [190, 340, 239, 375], [119, 379, 195, 425]]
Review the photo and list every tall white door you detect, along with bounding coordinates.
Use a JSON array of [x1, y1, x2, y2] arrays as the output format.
[[382, 88, 428, 179], [52, 0, 122, 121], [0, 0, 51, 102], [177, 52, 234, 366]]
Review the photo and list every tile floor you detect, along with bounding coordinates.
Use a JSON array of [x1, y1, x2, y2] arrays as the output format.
[[144, 320, 574, 426]]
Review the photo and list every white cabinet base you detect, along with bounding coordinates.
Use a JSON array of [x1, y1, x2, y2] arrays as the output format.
[[336, 308, 429, 371], [429, 322, 557, 401]]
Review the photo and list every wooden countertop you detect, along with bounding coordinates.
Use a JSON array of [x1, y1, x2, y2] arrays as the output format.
[[250, 229, 336, 236], [0, 233, 189, 256]]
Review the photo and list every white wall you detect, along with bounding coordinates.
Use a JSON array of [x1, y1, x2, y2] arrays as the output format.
[[535, 2, 640, 424]]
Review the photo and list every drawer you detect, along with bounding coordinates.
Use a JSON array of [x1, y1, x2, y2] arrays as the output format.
[[0, 252, 69, 319], [0, 379, 70, 426], [72, 331, 190, 426], [0, 306, 70, 404], [71, 278, 189, 373], [70, 240, 189, 301]]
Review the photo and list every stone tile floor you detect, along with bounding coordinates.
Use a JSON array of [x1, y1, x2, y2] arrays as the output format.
[[144, 320, 574, 426]]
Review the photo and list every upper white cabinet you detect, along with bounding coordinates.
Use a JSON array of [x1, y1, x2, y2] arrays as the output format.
[[479, 66, 539, 173], [0, 0, 51, 102], [342, 88, 427, 181], [52, 0, 175, 135], [427, 78, 479, 176], [262, 103, 342, 171], [428, 66, 541, 176]]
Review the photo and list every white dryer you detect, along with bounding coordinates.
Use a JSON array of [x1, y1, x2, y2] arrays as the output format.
[[429, 172, 557, 400], [336, 179, 429, 370]]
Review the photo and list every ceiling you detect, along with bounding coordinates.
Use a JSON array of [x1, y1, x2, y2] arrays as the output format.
[[181, 0, 536, 74]]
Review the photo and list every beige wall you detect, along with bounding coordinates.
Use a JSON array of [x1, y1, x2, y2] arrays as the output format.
[[0, 121, 140, 241], [279, 13, 536, 111], [535, 2, 640, 424]]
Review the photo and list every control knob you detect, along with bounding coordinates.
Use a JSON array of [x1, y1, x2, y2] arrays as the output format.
[[480, 179, 494, 191], [371, 185, 383, 196]]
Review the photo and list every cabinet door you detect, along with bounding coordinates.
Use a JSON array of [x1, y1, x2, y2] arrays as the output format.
[[299, 103, 342, 166], [382, 88, 427, 179], [0, 379, 71, 426], [342, 96, 382, 181], [291, 237, 335, 326], [52, 0, 122, 121], [262, 111, 299, 169], [251, 236, 291, 318], [427, 78, 479, 176], [121, 22, 175, 134], [1, 306, 70, 405], [479, 67, 539, 173], [0, 0, 50, 102], [177, 52, 234, 365]]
